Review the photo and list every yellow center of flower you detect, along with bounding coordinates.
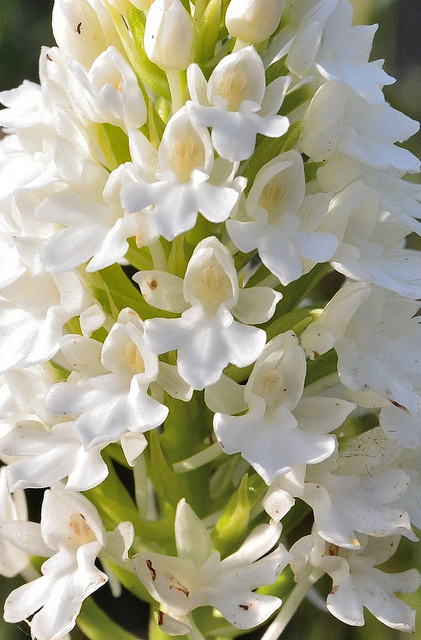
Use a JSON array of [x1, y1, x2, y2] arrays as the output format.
[[256, 368, 287, 409], [68, 513, 96, 547], [109, 72, 124, 93], [126, 341, 145, 375], [258, 177, 285, 223], [187, 256, 235, 315], [222, 69, 249, 111], [200, 263, 233, 307], [169, 133, 204, 182], [201, 264, 222, 299]]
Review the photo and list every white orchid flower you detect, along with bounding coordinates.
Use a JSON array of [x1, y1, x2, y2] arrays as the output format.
[[227, 150, 337, 285], [121, 109, 241, 240], [46, 308, 169, 449], [67, 46, 147, 130], [186, 46, 290, 161], [212, 332, 354, 485], [3, 487, 110, 640], [133, 499, 289, 630], [137, 237, 281, 390]]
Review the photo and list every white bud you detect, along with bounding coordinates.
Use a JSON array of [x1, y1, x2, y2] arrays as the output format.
[[225, 0, 284, 44], [52, 0, 106, 66], [52, 0, 120, 67], [144, 0, 194, 71]]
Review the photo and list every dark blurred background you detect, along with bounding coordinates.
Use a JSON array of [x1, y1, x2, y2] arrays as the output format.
[[0, 1, 420, 639], [0, 0, 54, 89]]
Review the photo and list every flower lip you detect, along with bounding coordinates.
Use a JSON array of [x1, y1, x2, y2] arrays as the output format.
[[183, 237, 239, 314], [67, 512, 97, 548], [207, 46, 266, 110]]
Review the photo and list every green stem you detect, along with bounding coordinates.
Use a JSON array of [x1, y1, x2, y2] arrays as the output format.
[[173, 441, 224, 473], [117, 4, 171, 101], [103, 2, 147, 96], [260, 570, 324, 640], [166, 70, 184, 114], [133, 454, 150, 518]]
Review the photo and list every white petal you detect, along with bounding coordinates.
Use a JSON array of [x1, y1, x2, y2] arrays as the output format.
[[133, 270, 188, 313], [260, 76, 291, 117], [294, 397, 355, 434], [0, 521, 51, 558], [120, 432, 148, 466], [4, 575, 51, 624], [156, 362, 193, 402], [175, 500, 213, 567], [224, 321, 266, 369], [205, 374, 247, 414], [144, 316, 191, 355], [234, 286, 282, 324]]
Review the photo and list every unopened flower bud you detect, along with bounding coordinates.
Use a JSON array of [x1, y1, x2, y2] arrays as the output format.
[[52, 0, 118, 67], [144, 0, 194, 71], [225, 0, 284, 44]]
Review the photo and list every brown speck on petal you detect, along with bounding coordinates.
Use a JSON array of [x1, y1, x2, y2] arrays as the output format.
[[170, 583, 189, 597], [165, 573, 190, 597], [76, 21, 82, 34], [390, 400, 409, 412], [325, 542, 339, 556], [239, 604, 249, 610], [148, 279, 158, 290], [157, 610, 164, 626], [146, 559, 157, 580]]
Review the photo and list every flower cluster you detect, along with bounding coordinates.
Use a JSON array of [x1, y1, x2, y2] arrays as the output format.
[[1, 0, 421, 639]]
